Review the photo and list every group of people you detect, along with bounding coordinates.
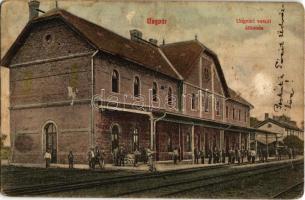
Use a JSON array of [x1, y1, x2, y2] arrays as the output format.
[[171, 147, 258, 165], [43, 145, 298, 170], [275, 146, 297, 161], [87, 146, 105, 169], [112, 146, 127, 166], [112, 146, 155, 168]]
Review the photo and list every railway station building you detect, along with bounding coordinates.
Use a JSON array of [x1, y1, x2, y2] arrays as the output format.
[[2, 3, 262, 165]]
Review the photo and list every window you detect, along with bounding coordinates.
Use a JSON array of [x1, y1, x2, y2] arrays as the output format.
[[132, 128, 139, 151], [134, 76, 140, 97], [153, 82, 157, 101], [111, 125, 119, 151], [203, 68, 210, 81], [226, 106, 229, 118], [244, 111, 247, 122], [112, 70, 119, 93], [168, 87, 173, 105], [238, 109, 241, 121], [167, 133, 173, 152], [191, 93, 196, 110], [186, 133, 191, 152], [204, 92, 209, 112], [215, 98, 220, 115], [233, 108, 235, 120], [45, 123, 57, 163]]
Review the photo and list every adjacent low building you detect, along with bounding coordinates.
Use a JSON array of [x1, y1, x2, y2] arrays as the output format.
[[255, 113, 304, 144]]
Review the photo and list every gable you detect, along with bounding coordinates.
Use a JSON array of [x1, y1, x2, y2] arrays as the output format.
[[161, 40, 229, 96], [3, 9, 180, 80], [257, 121, 285, 133], [8, 18, 94, 66]]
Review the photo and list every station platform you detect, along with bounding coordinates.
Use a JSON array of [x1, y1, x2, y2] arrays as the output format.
[[3, 156, 303, 172]]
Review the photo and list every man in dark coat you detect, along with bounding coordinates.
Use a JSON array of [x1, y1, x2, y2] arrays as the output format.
[[68, 151, 74, 169], [119, 146, 126, 166], [200, 149, 205, 164], [221, 149, 226, 163], [194, 148, 199, 164], [208, 149, 212, 164]]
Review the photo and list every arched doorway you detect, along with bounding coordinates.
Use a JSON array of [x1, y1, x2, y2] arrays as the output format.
[[44, 123, 57, 163], [111, 124, 119, 151]]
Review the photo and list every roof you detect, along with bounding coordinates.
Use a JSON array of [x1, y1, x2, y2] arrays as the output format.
[[160, 40, 230, 97], [227, 88, 254, 108], [2, 8, 254, 109], [254, 118, 303, 131], [1, 9, 181, 80]]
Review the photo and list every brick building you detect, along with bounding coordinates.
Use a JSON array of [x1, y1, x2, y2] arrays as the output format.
[[2, 2, 256, 165]]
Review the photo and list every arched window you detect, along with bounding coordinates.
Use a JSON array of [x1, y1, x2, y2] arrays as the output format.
[[191, 93, 196, 110], [153, 82, 157, 102], [168, 87, 172, 105], [132, 128, 139, 151], [44, 123, 57, 163], [133, 76, 140, 97], [112, 70, 119, 93], [186, 133, 191, 152], [167, 133, 173, 152], [111, 125, 119, 151]]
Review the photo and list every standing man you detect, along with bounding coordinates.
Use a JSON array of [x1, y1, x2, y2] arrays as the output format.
[[194, 148, 199, 164], [208, 149, 212, 164], [87, 148, 95, 169], [173, 147, 179, 164], [44, 149, 51, 168], [250, 149, 256, 163], [134, 148, 141, 167], [94, 146, 103, 169], [119, 146, 126, 166], [221, 149, 226, 163], [113, 146, 119, 166], [200, 149, 205, 164], [68, 151, 74, 169]]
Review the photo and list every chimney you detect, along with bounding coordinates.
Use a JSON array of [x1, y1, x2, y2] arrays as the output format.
[[130, 29, 142, 42], [265, 113, 269, 120], [28, 0, 40, 21], [149, 38, 158, 45]]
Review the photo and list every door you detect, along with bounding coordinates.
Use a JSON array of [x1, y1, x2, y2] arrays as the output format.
[[45, 123, 57, 163]]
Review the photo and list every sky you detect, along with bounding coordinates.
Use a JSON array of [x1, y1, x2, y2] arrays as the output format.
[[1, 0, 304, 136]]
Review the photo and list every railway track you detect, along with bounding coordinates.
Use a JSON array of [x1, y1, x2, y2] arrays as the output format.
[[115, 160, 303, 197], [2, 163, 225, 196], [271, 181, 304, 199], [3, 160, 302, 196]]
